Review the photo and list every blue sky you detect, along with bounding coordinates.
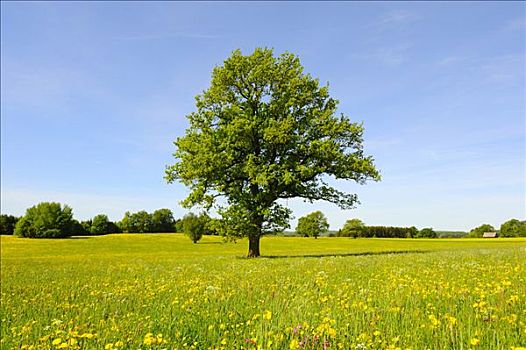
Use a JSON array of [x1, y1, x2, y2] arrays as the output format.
[[1, 2, 524, 231]]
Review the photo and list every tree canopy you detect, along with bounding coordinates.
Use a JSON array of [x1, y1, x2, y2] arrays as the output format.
[[90, 214, 119, 235], [416, 227, 437, 238], [0, 214, 19, 235], [151, 209, 176, 232], [500, 219, 526, 237], [338, 218, 365, 238], [166, 48, 380, 257], [181, 213, 205, 243], [296, 211, 330, 239], [14, 202, 75, 238]]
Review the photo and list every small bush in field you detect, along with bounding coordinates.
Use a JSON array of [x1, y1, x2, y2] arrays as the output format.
[[182, 213, 205, 243]]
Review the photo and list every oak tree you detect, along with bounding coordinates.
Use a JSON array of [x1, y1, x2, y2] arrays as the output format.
[[166, 48, 380, 257]]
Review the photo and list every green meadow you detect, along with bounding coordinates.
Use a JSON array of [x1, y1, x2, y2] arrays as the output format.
[[1, 235, 525, 350]]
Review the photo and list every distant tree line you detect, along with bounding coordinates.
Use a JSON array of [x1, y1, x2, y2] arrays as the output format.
[[294, 212, 525, 239], [2, 203, 524, 240], [118, 209, 176, 233], [0, 214, 19, 235], [0, 202, 218, 242], [468, 220, 526, 238], [293, 213, 437, 239], [334, 218, 436, 238]]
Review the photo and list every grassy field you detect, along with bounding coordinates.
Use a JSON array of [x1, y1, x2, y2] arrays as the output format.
[[1, 234, 525, 350]]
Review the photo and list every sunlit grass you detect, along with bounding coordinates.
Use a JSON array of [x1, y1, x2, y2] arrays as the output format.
[[1, 234, 525, 349]]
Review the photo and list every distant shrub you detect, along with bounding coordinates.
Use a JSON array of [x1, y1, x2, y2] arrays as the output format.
[[0, 214, 19, 235], [437, 231, 467, 238], [71, 219, 90, 236], [296, 211, 329, 239], [500, 219, 526, 237], [338, 219, 365, 238], [79, 220, 93, 235], [416, 227, 437, 238], [14, 202, 76, 238], [174, 219, 183, 233], [119, 211, 154, 233], [118, 209, 177, 233], [151, 209, 176, 232], [181, 213, 205, 243], [360, 226, 418, 238], [90, 214, 119, 235]]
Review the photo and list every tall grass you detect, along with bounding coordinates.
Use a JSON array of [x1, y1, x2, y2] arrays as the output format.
[[1, 235, 525, 349]]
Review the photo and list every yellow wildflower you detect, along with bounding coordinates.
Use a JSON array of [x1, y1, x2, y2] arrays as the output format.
[[290, 339, 300, 349], [263, 310, 272, 320]]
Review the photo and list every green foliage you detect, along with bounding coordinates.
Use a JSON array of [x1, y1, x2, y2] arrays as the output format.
[[71, 219, 89, 236], [166, 48, 380, 256], [90, 214, 119, 235], [119, 211, 153, 233], [356, 226, 419, 238], [151, 209, 176, 232], [0, 214, 19, 235], [468, 224, 495, 238], [338, 218, 365, 237], [408, 226, 419, 238], [198, 213, 221, 235], [80, 220, 93, 235], [118, 209, 176, 233], [417, 227, 437, 238], [500, 219, 526, 237], [181, 213, 205, 243], [174, 219, 183, 233], [436, 231, 467, 238], [14, 202, 75, 238], [296, 211, 329, 239], [205, 217, 221, 236]]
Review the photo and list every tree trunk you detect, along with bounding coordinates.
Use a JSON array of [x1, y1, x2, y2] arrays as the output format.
[[247, 211, 263, 257], [247, 235, 260, 258]]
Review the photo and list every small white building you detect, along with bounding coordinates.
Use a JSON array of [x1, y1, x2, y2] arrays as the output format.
[[482, 232, 498, 238]]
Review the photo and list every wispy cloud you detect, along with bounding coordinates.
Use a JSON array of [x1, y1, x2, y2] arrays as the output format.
[[364, 137, 402, 152], [368, 10, 419, 31], [350, 44, 412, 67], [503, 17, 526, 31], [378, 10, 417, 25], [0, 58, 108, 112], [436, 55, 467, 66], [476, 54, 525, 87]]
